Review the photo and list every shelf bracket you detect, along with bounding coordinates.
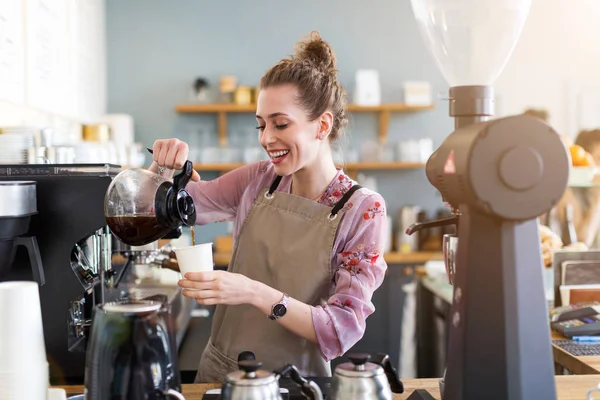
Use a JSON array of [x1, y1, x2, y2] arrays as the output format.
[[218, 112, 227, 146], [379, 110, 391, 144]]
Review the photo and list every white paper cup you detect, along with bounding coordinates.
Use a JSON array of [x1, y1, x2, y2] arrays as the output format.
[[175, 242, 214, 277], [0, 361, 49, 399], [0, 281, 47, 373], [48, 388, 68, 400]]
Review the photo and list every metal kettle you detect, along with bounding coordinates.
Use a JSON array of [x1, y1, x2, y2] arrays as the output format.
[[329, 353, 404, 400], [221, 359, 323, 400]]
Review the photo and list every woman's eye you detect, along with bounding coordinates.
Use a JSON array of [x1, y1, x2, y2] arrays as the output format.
[[275, 124, 289, 130], [255, 125, 265, 131]]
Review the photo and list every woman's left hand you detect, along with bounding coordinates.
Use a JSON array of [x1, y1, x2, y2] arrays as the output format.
[[178, 271, 257, 306]]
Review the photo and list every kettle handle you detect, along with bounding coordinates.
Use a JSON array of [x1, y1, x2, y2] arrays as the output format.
[[371, 354, 404, 394], [173, 161, 195, 191], [274, 364, 324, 400]]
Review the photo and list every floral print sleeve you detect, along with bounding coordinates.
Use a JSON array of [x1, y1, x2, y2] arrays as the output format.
[[311, 193, 388, 360]]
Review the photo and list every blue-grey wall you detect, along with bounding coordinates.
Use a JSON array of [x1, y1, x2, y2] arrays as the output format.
[[105, 0, 452, 243]]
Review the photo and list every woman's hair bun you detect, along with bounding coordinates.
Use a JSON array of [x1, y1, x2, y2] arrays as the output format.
[[295, 31, 337, 73]]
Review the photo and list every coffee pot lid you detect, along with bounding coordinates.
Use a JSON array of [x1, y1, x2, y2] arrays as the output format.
[[226, 360, 277, 386], [103, 300, 162, 314], [335, 353, 383, 378]]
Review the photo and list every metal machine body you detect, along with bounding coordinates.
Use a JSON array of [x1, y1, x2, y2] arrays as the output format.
[[429, 86, 569, 399], [0, 164, 119, 384]]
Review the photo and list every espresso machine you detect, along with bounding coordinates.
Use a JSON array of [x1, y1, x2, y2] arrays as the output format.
[[0, 163, 120, 384], [408, 0, 569, 399]]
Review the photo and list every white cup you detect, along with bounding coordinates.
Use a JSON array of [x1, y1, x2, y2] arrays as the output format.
[[175, 242, 214, 277], [0, 361, 49, 399], [0, 281, 47, 373], [48, 388, 68, 400]]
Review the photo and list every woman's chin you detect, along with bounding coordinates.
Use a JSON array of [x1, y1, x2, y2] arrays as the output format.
[[271, 159, 295, 176]]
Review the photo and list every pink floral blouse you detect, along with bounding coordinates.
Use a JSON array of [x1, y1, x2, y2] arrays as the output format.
[[186, 161, 388, 361]]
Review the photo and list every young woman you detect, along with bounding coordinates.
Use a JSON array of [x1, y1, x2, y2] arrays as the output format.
[[150, 32, 389, 383]]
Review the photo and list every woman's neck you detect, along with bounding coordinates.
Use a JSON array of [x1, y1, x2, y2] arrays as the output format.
[[291, 146, 338, 200]]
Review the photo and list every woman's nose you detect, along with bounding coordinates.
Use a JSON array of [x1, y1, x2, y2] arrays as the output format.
[[260, 129, 277, 147]]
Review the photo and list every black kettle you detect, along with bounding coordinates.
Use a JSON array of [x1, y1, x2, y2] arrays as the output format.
[[83, 299, 185, 399]]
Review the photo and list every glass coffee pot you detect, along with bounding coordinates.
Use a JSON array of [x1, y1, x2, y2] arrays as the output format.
[[104, 161, 197, 246]]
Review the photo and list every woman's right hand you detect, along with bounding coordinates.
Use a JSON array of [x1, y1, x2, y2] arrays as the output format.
[[151, 138, 201, 182]]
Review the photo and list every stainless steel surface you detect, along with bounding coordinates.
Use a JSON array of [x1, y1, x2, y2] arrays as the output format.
[[330, 359, 392, 400], [0, 163, 120, 177], [442, 234, 458, 284], [0, 181, 36, 217], [223, 368, 281, 400], [103, 300, 163, 313], [329, 355, 392, 400]]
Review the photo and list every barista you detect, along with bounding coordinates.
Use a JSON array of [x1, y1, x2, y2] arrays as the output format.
[[150, 32, 389, 383]]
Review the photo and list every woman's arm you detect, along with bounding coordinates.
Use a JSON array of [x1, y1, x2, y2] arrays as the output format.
[[183, 161, 270, 225]]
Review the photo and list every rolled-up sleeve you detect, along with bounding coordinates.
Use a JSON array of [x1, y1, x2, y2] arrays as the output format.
[[311, 193, 388, 360], [186, 161, 269, 225]]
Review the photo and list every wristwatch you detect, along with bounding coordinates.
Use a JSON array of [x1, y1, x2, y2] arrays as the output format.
[[268, 293, 289, 320]]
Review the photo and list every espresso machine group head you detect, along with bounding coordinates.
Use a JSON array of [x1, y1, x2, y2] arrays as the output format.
[[410, 1, 568, 399]]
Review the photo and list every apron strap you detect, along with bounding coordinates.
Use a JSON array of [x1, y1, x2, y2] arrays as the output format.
[[330, 184, 363, 217], [267, 175, 283, 196]]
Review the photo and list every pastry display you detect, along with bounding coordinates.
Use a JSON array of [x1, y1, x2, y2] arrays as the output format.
[[539, 224, 589, 267]]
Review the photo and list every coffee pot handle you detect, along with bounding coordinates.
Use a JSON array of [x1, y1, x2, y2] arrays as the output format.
[[173, 161, 195, 191]]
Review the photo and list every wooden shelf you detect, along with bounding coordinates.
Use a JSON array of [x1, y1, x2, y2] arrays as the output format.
[[193, 162, 425, 175], [176, 103, 433, 113], [175, 102, 434, 146], [213, 251, 441, 267], [194, 163, 245, 171]]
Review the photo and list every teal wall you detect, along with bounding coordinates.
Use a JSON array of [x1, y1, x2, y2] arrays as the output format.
[[105, 0, 452, 242]]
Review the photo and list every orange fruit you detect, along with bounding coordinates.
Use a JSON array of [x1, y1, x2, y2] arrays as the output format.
[[582, 152, 596, 167], [570, 145, 588, 166]]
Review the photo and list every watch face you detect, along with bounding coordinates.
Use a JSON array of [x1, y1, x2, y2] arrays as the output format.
[[273, 303, 287, 317]]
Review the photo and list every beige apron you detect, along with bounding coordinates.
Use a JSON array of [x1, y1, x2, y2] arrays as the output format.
[[195, 175, 361, 383]]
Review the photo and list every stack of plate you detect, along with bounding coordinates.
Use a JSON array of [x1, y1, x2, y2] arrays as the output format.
[[0, 127, 36, 165]]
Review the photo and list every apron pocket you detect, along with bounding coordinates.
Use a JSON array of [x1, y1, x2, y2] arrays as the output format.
[[195, 337, 240, 383]]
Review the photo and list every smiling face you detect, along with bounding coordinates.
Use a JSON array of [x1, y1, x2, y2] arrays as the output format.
[[256, 84, 330, 176]]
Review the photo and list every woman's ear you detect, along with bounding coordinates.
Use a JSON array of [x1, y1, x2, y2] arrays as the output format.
[[317, 111, 334, 140]]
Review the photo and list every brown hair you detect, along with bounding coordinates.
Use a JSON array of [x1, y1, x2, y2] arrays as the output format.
[[260, 31, 348, 141]]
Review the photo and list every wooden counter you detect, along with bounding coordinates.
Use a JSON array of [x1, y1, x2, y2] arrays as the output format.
[[54, 375, 600, 399]]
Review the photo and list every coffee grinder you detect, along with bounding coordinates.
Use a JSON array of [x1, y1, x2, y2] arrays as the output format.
[[409, 0, 569, 399]]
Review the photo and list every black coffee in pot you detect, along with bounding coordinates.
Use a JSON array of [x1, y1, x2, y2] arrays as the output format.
[[106, 214, 165, 246]]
